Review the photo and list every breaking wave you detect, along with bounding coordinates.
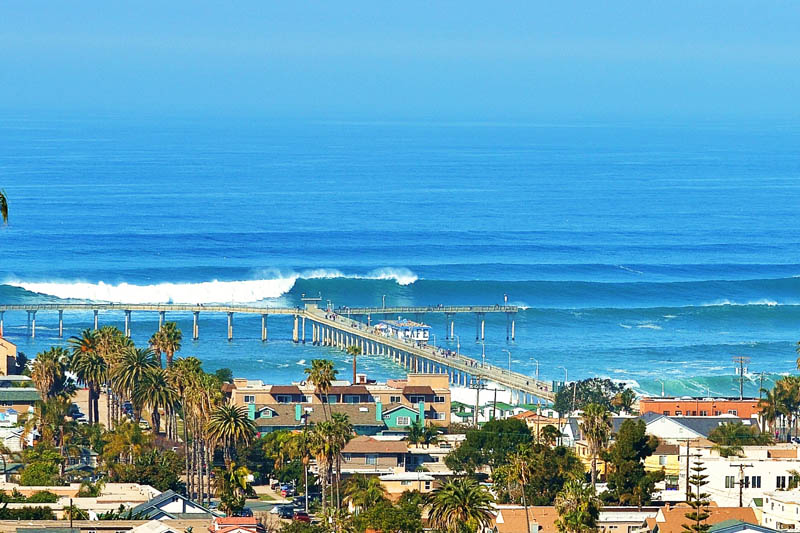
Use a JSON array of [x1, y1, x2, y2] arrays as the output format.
[[3, 267, 418, 304]]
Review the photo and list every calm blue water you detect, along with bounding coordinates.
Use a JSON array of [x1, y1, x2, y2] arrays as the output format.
[[2, 116, 800, 397]]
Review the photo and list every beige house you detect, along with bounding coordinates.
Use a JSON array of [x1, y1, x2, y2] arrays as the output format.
[[0, 338, 18, 376], [339, 436, 408, 474]]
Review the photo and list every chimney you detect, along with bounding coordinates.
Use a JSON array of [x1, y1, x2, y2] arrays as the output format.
[[295, 403, 302, 422], [376, 401, 383, 421]]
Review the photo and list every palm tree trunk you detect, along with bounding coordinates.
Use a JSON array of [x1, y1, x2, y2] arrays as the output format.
[[205, 443, 213, 507], [591, 455, 597, 488], [522, 482, 531, 533], [183, 407, 191, 498]]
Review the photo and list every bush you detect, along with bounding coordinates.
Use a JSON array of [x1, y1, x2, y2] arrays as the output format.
[[26, 490, 60, 503], [0, 506, 56, 519]]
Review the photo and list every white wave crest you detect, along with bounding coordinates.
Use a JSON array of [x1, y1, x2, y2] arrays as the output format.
[[636, 323, 662, 330], [703, 299, 780, 307], [364, 267, 418, 285], [8, 278, 299, 304], [4, 266, 419, 304]]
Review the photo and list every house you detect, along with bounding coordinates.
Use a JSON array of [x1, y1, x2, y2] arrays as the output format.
[[664, 443, 800, 506], [644, 443, 682, 492], [208, 516, 267, 533], [646, 505, 758, 533], [709, 520, 778, 533], [560, 415, 637, 447], [129, 520, 183, 533], [512, 411, 561, 441], [406, 433, 465, 473], [339, 436, 408, 474], [759, 492, 800, 531], [128, 489, 215, 520], [251, 403, 387, 435], [491, 506, 658, 533], [231, 373, 451, 426], [642, 413, 757, 442], [0, 387, 41, 412], [0, 338, 19, 376], [377, 471, 437, 499]]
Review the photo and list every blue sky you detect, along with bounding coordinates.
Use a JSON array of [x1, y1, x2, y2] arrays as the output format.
[[2, 1, 799, 119]]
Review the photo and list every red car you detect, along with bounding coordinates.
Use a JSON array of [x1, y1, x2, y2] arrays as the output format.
[[293, 511, 311, 523]]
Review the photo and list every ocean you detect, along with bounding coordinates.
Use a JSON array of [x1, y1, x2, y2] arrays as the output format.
[[2, 115, 800, 398]]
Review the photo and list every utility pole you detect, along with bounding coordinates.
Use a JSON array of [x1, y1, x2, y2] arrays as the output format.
[[492, 387, 498, 420], [732, 356, 750, 400], [470, 377, 487, 426], [684, 440, 702, 501], [731, 463, 754, 507], [759, 372, 765, 399]]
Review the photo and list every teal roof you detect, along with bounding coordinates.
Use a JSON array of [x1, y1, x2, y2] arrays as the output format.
[[0, 389, 40, 402], [483, 402, 514, 411]]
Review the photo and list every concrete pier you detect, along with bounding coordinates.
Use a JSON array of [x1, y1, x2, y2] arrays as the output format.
[[0, 311, 3, 337], [193, 311, 199, 340], [292, 315, 299, 343], [227, 312, 233, 341], [93, 309, 99, 330], [301, 316, 306, 344], [124, 310, 131, 337], [159, 311, 165, 329], [29, 310, 36, 338], [261, 314, 268, 342], [58, 310, 63, 337]]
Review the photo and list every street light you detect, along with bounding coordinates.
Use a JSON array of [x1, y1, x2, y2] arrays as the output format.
[[656, 379, 666, 397], [530, 357, 539, 382], [558, 366, 568, 384], [382, 294, 386, 308], [482, 341, 486, 367], [503, 349, 512, 371], [455, 335, 460, 356]]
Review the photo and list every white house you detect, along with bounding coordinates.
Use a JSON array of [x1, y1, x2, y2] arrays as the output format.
[[642, 413, 754, 443], [672, 444, 800, 507], [761, 491, 800, 531]]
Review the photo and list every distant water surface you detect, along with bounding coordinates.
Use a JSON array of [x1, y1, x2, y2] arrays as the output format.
[[2, 116, 800, 397]]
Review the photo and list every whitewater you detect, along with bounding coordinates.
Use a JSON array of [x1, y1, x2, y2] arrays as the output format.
[[2, 116, 800, 397]]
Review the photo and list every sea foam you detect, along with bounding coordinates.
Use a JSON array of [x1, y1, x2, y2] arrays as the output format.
[[4, 266, 419, 304]]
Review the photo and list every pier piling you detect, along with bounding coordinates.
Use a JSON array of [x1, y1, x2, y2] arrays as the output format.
[[58, 310, 63, 338], [261, 314, 268, 342], [124, 310, 131, 337], [193, 311, 199, 340], [93, 309, 99, 330], [227, 312, 233, 341]]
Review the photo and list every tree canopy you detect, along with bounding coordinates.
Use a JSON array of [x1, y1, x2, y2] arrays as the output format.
[[444, 418, 533, 474], [554, 378, 626, 415], [602, 419, 663, 507]]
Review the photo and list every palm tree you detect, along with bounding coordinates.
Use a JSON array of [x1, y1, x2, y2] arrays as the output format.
[[157, 322, 182, 367], [329, 412, 354, 509], [759, 387, 781, 436], [131, 368, 177, 434], [149, 329, 166, 368], [305, 359, 337, 419], [30, 347, 70, 399], [427, 477, 495, 533], [216, 462, 251, 516], [407, 418, 424, 448], [346, 345, 362, 384], [94, 326, 132, 428], [541, 424, 561, 446], [102, 420, 152, 465], [504, 448, 533, 533], [708, 421, 771, 457], [612, 389, 637, 414], [167, 357, 202, 485], [421, 424, 440, 449], [0, 190, 7, 224], [580, 403, 612, 488], [70, 351, 107, 426], [775, 377, 800, 441], [112, 346, 159, 423], [555, 478, 601, 533], [343, 474, 387, 513], [206, 404, 256, 466]]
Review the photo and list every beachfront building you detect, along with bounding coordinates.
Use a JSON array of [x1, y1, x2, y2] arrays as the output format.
[[640, 397, 763, 420], [374, 319, 431, 346], [230, 373, 451, 427], [339, 436, 408, 475], [0, 338, 19, 376], [641, 413, 757, 442]]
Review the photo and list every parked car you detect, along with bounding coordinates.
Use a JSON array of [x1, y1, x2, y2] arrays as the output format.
[[277, 506, 294, 519], [237, 507, 253, 517], [293, 511, 311, 523]]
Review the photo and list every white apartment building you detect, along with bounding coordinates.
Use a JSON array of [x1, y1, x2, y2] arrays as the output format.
[[675, 444, 800, 507], [762, 491, 800, 531]]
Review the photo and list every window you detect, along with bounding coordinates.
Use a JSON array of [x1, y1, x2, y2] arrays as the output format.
[[327, 395, 338, 404], [777, 476, 787, 489], [434, 396, 446, 403], [743, 477, 750, 488], [365, 455, 378, 465], [659, 456, 668, 466], [401, 480, 411, 486], [276, 395, 292, 404], [713, 410, 721, 416], [396, 416, 411, 426], [302, 395, 312, 403], [390, 395, 401, 403], [751, 476, 761, 488], [343, 454, 352, 461], [675, 410, 682, 416], [343, 395, 361, 404], [728, 409, 738, 416], [260, 410, 272, 418], [244, 395, 255, 404], [663, 411, 670, 416], [700, 410, 708, 416], [690, 411, 697, 416], [725, 476, 735, 488], [436, 412, 446, 420], [409, 395, 428, 404], [424, 481, 432, 490]]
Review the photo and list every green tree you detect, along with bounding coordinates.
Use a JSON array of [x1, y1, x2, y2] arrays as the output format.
[[30, 347, 70, 400], [353, 499, 424, 533], [112, 448, 184, 492], [407, 418, 425, 448], [555, 478, 601, 533], [682, 460, 711, 533], [444, 418, 533, 474], [19, 444, 63, 486], [540, 424, 562, 446], [580, 403, 612, 488], [427, 477, 495, 533], [112, 346, 159, 422], [206, 404, 256, 466], [346, 344, 362, 384], [495, 443, 583, 506], [708, 422, 771, 457], [612, 389, 637, 414], [214, 367, 234, 383], [344, 474, 387, 513], [602, 419, 663, 507], [759, 387, 781, 436], [216, 462, 251, 516], [554, 378, 624, 416], [69, 330, 107, 425]]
